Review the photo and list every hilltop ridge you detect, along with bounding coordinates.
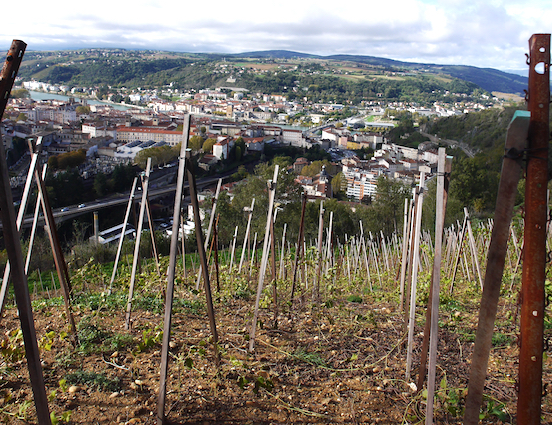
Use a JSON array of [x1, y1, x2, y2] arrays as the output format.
[[18, 48, 528, 96]]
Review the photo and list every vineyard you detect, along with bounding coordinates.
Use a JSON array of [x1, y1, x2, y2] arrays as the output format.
[[0, 36, 550, 425], [0, 200, 549, 424]]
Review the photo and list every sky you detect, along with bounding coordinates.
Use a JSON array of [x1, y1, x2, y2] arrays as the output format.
[[1, 0, 550, 75]]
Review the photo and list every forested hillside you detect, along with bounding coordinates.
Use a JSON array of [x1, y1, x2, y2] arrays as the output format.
[[17, 48, 526, 104], [424, 106, 552, 216]]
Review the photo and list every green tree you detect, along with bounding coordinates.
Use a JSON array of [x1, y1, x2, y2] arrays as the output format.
[[93, 172, 109, 197], [76, 105, 91, 115], [134, 145, 177, 169], [11, 88, 30, 98], [301, 160, 332, 177], [202, 138, 216, 153], [47, 155, 59, 170], [110, 163, 136, 192], [55, 150, 86, 170], [371, 176, 410, 236], [16, 113, 27, 121], [189, 135, 204, 151], [331, 172, 346, 197]]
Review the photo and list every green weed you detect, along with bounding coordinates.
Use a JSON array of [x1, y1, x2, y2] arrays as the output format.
[[65, 370, 121, 392]]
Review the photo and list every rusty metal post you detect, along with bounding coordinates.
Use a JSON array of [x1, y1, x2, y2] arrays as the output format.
[[517, 33, 550, 424], [0, 39, 52, 425]]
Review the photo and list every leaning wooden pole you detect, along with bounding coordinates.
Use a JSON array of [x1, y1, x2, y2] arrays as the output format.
[[238, 198, 255, 274], [186, 150, 220, 364], [406, 172, 425, 381], [34, 159, 79, 344], [157, 115, 190, 425], [25, 164, 48, 275], [517, 33, 550, 425], [425, 149, 451, 423], [0, 137, 42, 316], [249, 165, 279, 351], [290, 191, 307, 309], [109, 177, 138, 293], [144, 186, 161, 276], [465, 207, 483, 290], [463, 111, 530, 423], [0, 39, 52, 425], [125, 158, 152, 330], [417, 152, 452, 392], [196, 178, 222, 290], [399, 198, 411, 310]]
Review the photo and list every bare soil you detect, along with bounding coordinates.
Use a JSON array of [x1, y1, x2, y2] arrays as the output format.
[[0, 274, 549, 425]]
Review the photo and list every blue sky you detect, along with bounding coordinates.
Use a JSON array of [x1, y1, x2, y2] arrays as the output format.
[[1, 0, 550, 74]]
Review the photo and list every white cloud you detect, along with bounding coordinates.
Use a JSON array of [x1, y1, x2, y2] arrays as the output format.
[[0, 0, 548, 71]]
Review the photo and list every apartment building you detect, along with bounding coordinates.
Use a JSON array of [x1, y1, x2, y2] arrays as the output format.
[[116, 126, 183, 147]]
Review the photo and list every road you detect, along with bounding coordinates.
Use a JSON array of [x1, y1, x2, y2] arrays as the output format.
[[420, 131, 478, 158], [2, 173, 225, 230]]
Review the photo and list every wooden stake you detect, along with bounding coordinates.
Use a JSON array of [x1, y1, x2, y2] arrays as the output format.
[[34, 159, 78, 344], [238, 198, 255, 274], [125, 158, 152, 330], [406, 172, 425, 381], [109, 177, 138, 293], [0, 39, 52, 425], [249, 165, 279, 351], [0, 137, 42, 315], [229, 225, 239, 272], [424, 149, 450, 423], [196, 178, 222, 290], [463, 109, 531, 424]]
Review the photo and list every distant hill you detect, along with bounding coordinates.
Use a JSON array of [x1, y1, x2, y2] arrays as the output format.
[[18, 48, 528, 98], [231, 50, 318, 60], [232, 50, 528, 95]]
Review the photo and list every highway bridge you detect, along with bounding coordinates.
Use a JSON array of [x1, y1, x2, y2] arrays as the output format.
[[1, 174, 224, 231]]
